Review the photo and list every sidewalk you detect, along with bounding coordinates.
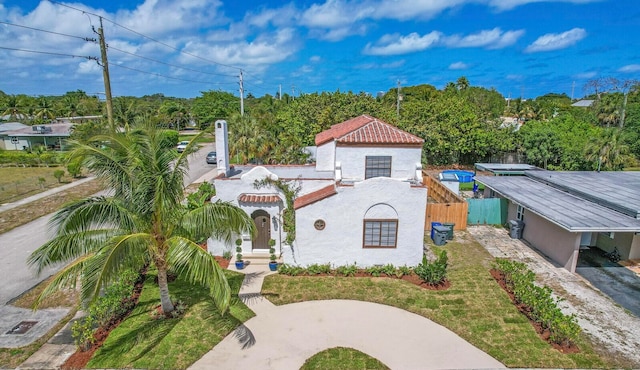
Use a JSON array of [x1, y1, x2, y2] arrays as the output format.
[[189, 263, 505, 370], [0, 177, 95, 213]]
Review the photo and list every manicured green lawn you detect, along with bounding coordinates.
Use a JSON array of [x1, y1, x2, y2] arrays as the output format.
[[179, 133, 214, 144], [262, 238, 617, 369], [87, 270, 253, 370], [301, 347, 390, 370]]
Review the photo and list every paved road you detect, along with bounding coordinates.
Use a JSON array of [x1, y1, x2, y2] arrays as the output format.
[[0, 144, 218, 305]]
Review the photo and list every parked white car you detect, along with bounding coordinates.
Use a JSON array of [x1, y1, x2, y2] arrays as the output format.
[[176, 141, 189, 153]]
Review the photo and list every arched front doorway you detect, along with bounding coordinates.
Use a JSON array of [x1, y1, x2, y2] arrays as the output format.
[[251, 210, 271, 250]]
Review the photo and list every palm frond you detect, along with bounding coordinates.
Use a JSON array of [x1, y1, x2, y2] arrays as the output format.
[[167, 236, 231, 314], [33, 254, 91, 309], [49, 196, 137, 235], [181, 201, 256, 244], [81, 233, 151, 305], [27, 229, 118, 274]]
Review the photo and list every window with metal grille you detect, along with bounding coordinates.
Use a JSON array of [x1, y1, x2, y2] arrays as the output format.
[[363, 220, 398, 248], [365, 156, 391, 179]]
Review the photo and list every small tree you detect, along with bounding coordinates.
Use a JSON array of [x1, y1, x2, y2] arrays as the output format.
[[235, 238, 243, 262], [269, 239, 277, 262], [53, 169, 65, 183], [67, 158, 82, 178]]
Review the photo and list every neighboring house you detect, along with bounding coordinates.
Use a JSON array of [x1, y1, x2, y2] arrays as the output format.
[[0, 123, 72, 151], [208, 115, 427, 267], [571, 99, 595, 108], [476, 170, 640, 272], [0, 122, 28, 150]]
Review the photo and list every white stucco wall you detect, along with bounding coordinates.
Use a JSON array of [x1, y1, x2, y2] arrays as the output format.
[[336, 146, 421, 182], [208, 167, 285, 256], [288, 177, 427, 267], [315, 142, 335, 171]]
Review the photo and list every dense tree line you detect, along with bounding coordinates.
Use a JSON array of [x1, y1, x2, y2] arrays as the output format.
[[2, 77, 638, 170]]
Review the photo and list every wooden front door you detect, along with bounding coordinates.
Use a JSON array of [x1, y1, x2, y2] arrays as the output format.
[[252, 210, 271, 250]]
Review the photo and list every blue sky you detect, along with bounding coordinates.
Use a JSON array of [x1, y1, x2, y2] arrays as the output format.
[[0, 0, 638, 99]]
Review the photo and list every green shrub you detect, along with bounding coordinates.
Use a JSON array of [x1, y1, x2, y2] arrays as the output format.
[[414, 250, 448, 284], [71, 269, 139, 350], [277, 264, 305, 276], [366, 265, 386, 277], [335, 263, 358, 277], [306, 263, 331, 275], [53, 169, 65, 183], [493, 258, 581, 346]]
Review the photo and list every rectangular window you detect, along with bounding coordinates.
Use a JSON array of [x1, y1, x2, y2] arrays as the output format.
[[363, 220, 398, 248], [365, 156, 391, 179], [516, 205, 524, 220]]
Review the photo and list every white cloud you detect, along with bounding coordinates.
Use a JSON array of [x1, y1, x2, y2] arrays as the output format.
[[364, 28, 523, 56], [181, 28, 298, 68], [449, 62, 470, 70], [618, 64, 640, 73], [575, 71, 597, 79], [77, 60, 101, 74], [114, 0, 225, 37], [487, 0, 601, 11], [443, 28, 524, 49], [506, 74, 523, 81], [525, 28, 587, 53], [363, 32, 442, 55]]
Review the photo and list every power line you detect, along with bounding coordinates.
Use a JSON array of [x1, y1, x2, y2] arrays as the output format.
[[0, 46, 97, 60], [108, 45, 236, 79], [0, 20, 96, 42], [108, 62, 236, 86], [47, 0, 243, 73]]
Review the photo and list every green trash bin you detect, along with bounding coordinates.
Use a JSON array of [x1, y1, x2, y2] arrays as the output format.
[[443, 223, 455, 240]]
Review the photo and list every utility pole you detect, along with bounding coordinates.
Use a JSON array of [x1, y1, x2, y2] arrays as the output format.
[[96, 17, 114, 130], [279, 84, 282, 101], [396, 80, 401, 116], [292, 85, 295, 100], [571, 81, 576, 101], [239, 70, 244, 116]]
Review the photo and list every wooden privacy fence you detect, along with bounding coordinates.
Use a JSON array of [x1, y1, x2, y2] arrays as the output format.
[[423, 172, 468, 231]]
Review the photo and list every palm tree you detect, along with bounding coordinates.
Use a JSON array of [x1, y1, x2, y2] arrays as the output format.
[[584, 128, 630, 171], [28, 121, 255, 314], [35, 97, 56, 122]]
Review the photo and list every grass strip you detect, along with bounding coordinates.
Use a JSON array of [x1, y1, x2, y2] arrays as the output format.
[[301, 347, 390, 370], [0, 179, 104, 234], [262, 237, 615, 369], [86, 270, 253, 369]]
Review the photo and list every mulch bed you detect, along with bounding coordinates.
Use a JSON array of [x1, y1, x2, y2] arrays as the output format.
[[284, 271, 450, 290], [489, 269, 579, 354], [60, 256, 230, 370], [61, 273, 146, 370]]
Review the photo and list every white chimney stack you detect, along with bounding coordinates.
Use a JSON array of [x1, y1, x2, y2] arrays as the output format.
[[215, 120, 230, 177]]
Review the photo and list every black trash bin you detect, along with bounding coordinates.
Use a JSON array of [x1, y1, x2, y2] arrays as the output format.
[[443, 222, 455, 240], [432, 225, 449, 245], [509, 220, 524, 239]]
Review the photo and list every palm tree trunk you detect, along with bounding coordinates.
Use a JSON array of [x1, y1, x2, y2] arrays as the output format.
[[157, 267, 175, 314]]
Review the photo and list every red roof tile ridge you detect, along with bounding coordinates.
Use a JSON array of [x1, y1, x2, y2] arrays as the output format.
[[293, 184, 337, 209]]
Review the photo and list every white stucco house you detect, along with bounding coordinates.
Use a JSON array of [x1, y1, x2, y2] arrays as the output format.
[[207, 115, 427, 267]]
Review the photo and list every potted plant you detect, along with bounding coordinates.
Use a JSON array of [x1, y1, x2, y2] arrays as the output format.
[[268, 239, 278, 271], [234, 238, 244, 270]]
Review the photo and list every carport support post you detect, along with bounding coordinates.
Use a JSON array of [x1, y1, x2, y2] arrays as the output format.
[[569, 236, 581, 273]]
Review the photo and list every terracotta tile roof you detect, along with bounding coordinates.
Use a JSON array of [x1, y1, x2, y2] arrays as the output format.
[[238, 194, 282, 204], [315, 115, 423, 146], [294, 184, 337, 209]]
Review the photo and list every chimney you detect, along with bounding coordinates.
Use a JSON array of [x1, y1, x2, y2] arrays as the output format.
[[215, 120, 230, 177]]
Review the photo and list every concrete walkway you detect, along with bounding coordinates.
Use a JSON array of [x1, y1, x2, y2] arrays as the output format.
[[189, 264, 505, 370]]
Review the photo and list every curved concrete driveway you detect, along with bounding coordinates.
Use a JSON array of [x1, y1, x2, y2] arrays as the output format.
[[190, 267, 504, 370]]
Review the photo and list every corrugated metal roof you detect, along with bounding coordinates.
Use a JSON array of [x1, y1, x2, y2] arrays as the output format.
[[475, 163, 540, 173], [526, 171, 640, 218], [476, 175, 640, 232]]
